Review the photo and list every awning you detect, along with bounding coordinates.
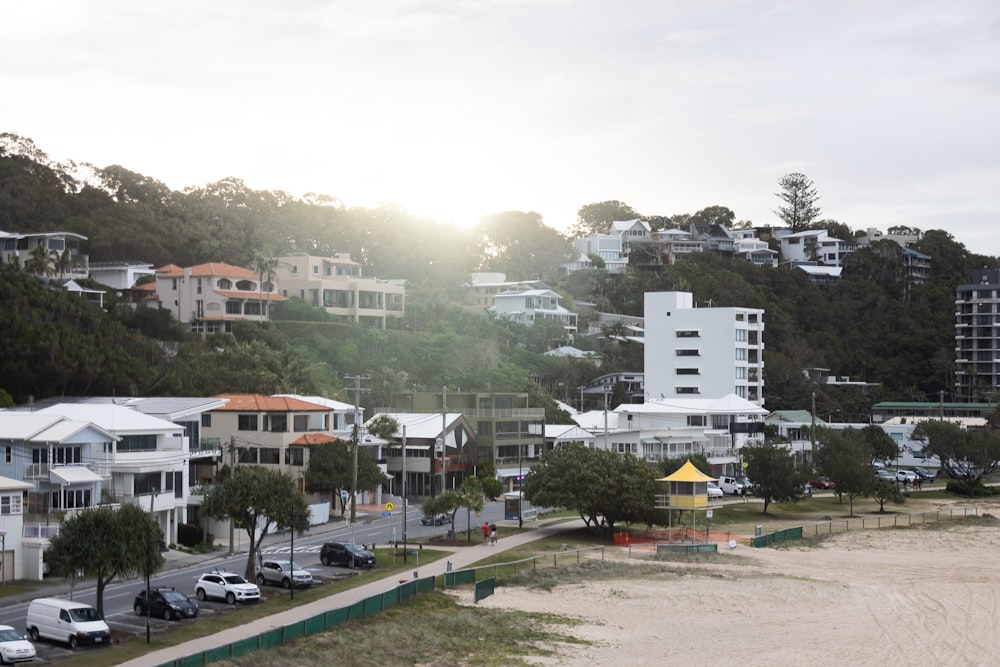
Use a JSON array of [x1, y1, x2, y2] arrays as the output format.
[[50, 467, 103, 484]]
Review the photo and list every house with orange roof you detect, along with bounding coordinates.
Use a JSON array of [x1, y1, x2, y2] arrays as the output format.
[[153, 262, 287, 334], [200, 394, 341, 485]]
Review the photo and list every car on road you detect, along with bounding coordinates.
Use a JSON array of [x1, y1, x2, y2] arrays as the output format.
[[706, 482, 724, 498], [421, 512, 452, 526], [876, 469, 897, 483], [257, 560, 312, 589], [0, 624, 35, 664], [809, 476, 836, 490], [320, 542, 376, 569], [133, 587, 199, 621], [911, 467, 937, 482], [896, 469, 919, 485], [195, 571, 261, 605]]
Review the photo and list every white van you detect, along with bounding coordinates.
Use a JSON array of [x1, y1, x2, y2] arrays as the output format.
[[717, 476, 742, 495], [26, 598, 110, 649]]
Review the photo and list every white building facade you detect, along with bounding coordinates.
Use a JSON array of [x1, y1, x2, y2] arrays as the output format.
[[643, 292, 765, 406]]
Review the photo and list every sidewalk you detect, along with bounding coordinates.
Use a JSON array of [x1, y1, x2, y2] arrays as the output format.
[[116, 516, 584, 667]]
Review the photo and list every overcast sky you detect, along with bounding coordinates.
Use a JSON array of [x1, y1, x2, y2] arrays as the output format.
[[5, 1, 999, 255]]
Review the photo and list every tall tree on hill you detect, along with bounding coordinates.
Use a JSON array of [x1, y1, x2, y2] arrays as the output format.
[[475, 210, 572, 281], [571, 200, 640, 238], [774, 172, 821, 233]]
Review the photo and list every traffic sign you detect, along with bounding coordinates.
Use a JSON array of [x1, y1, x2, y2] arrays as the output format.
[[382, 511, 391, 517], [385, 502, 395, 511]]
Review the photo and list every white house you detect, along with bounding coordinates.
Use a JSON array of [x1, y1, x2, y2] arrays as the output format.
[[493, 288, 578, 333], [780, 230, 856, 266]]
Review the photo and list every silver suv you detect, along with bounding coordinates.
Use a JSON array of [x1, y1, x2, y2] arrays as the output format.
[[257, 560, 313, 589], [195, 570, 261, 605]]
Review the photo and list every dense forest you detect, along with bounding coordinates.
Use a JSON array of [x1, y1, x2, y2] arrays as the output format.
[[2, 132, 998, 423]]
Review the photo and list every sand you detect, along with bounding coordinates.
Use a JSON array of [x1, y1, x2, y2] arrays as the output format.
[[456, 521, 1000, 666]]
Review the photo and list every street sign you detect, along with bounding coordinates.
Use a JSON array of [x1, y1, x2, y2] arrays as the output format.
[[706, 509, 714, 519], [382, 511, 391, 517], [385, 502, 395, 511]]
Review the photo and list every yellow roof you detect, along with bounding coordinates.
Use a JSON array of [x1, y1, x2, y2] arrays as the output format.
[[658, 460, 717, 483]]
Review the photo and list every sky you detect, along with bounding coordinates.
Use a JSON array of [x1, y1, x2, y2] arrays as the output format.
[[4, 1, 1000, 254]]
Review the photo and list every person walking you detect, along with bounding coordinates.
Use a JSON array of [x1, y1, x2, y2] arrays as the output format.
[[489, 523, 497, 545], [481, 523, 491, 545]]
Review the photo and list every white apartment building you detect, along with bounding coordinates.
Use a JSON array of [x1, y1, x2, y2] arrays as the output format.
[[275, 253, 405, 328], [643, 292, 765, 406], [780, 230, 856, 266], [955, 269, 1000, 398]]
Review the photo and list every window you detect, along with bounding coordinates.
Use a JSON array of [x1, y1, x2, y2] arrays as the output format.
[[676, 349, 700, 357], [677, 368, 700, 375], [0, 494, 22, 515], [294, 415, 310, 431], [687, 415, 706, 427], [4, 447, 9, 464], [174, 471, 183, 498], [134, 472, 162, 495], [238, 415, 259, 431], [676, 330, 700, 338], [676, 387, 700, 394], [264, 414, 288, 433], [735, 367, 747, 379], [286, 447, 304, 466], [735, 329, 747, 342], [477, 422, 493, 436], [226, 301, 242, 315], [735, 348, 747, 361], [259, 448, 280, 464], [52, 446, 82, 464], [118, 434, 157, 452], [496, 421, 519, 438], [238, 447, 258, 464], [165, 472, 174, 492], [201, 413, 212, 428]]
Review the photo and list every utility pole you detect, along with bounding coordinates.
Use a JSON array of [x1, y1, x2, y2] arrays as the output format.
[[440, 385, 447, 496], [402, 425, 408, 564], [345, 375, 370, 524], [228, 435, 236, 555]]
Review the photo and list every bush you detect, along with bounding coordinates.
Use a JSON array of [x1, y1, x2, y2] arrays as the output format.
[[177, 522, 207, 547], [945, 480, 1000, 497]]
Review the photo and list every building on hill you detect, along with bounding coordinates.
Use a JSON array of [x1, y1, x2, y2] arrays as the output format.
[[153, 262, 287, 334], [780, 229, 856, 267], [0, 230, 89, 280], [644, 292, 765, 406], [955, 269, 1000, 401], [274, 253, 405, 328], [492, 288, 578, 333], [464, 273, 549, 311]]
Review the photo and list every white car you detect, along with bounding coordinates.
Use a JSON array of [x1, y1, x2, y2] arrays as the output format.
[[896, 470, 919, 485], [706, 482, 724, 498], [195, 570, 261, 605], [257, 560, 312, 589], [0, 625, 35, 664]]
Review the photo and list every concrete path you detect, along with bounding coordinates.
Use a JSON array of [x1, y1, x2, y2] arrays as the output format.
[[115, 516, 585, 667]]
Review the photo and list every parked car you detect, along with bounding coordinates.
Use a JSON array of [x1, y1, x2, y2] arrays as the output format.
[[195, 570, 261, 605], [0, 624, 35, 664], [717, 476, 742, 495], [809, 476, 836, 490], [26, 598, 110, 648], [320, 542, 376, 569], [706, 482, 724, 498], [257, 560, 312, 589], [911, 467, 937, 482], [896, 469, 919, 485], [133, 587, 199, 620], [421, 512, 451, 526], [876, 469, 897, 483]]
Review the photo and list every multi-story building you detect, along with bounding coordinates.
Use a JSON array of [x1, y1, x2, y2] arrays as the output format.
[[154, 262, 287, 334], [201, 394, 339, 481], [0, 230, 89, 279], [275, 253, 405, 328], [493, 288, 577, 333], [780, 230, 856, 266], [385, 390, 545, 494], [643, 292, 765, 405], [955, 269, 1000, 400], [464, 273, 549, 310]]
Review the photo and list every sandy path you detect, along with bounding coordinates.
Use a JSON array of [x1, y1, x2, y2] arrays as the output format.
[[456, 523, 1000, 666]]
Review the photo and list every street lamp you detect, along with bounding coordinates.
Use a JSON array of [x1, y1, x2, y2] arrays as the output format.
[[603, 383, 612, 449], [145, 490, 159, 644]]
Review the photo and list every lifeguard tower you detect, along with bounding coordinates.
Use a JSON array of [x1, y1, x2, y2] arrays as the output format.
[[654, 460, 718, 551]]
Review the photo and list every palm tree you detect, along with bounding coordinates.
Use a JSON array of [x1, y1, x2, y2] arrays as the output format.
[[252, 254, 279, 323], [24, 244, 55, 278], [54, 249, 73, 280]]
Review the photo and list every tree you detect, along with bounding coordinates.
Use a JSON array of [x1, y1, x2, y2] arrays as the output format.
[[474, 210, 573, 281], [812, 428, 875, 515], [474, 458, 503, 500], [423, 476, 485, 541], [742, 441, 809, 513], [912, 419, 1000, 497], [658, 454, 712, 477], [252, 253, 279, 322], [45, 504, 163, 618], [689, 205, 735, 229], [869, 479, 905, 512], [201, 466, 310, 581], [24, 243, 55, 277], [774, 172, 821, 233], [571, 200, 640, 238], [522, 443, 658, 535], [305, 439, 385, 517]]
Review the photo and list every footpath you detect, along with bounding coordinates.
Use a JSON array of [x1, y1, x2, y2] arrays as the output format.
[[114, 509, 586, 667]]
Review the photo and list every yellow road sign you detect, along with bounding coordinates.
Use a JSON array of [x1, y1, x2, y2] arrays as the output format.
[[385, 502, 394, 511]]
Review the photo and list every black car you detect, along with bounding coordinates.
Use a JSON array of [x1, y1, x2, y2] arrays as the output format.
[[320, 542, 376, 569], [421, 512, 451, 526], [911, 466, 937, 482], [134, 587, 199, 621]]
